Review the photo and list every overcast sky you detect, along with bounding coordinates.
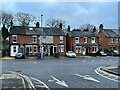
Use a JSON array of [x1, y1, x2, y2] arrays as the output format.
[[1, 1, 119, 29]]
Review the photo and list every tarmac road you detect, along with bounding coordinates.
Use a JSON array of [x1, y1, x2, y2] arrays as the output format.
[[1, 56, 120, 89]]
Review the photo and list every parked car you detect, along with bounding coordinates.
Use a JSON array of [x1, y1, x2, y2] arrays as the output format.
[[66, 51, 76, 58], [96, 51, 107, 56], [15, 53, 25, 59], [100, 51, 107, 56], [112, 50, 120, 56]]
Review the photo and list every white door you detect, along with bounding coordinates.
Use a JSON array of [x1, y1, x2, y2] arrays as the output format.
[[10, 45, 19, 56]]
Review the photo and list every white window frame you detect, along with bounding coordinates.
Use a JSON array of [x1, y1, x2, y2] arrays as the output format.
[[116, 38, 118, 43], [79, 47, 81, 53], [33, 45, 37, 53], [61, 45, 64, 52], [60, 36, 63, 43], [33, 35, 37, 43], [91, 37, 95, 43], [84, 37, 87, 43], [75, 37, 79, 44], [111, 38, 114, 43], [13, 46, 16, 52], [12, 35, 17, 43], [76, 47, 78, 53]]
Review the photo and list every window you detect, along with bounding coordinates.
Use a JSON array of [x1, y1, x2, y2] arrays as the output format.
[[111, 38, 114, 43], [61, 46, 64, 52], [79, 47, 81, 53], [76, 47, 78, 53], [75, 37, 79, 43], [34, 46, 37, 53], [33, 36, 37, 43], [12, 35, 17, 43], [92, 47, 94, 52], [60, 36, 63, 43], [84, 37, 87, 43], [116, 38, 118, 43], [92, 37, 95, 43], [13, 46, 16, 52], [42, 36, 46, 43], [29, 46, 32, 53]]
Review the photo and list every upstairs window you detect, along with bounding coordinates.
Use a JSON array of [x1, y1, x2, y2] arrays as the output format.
[[111, 38, 114, 43], [60, 36, 63, 43], [33, 36, 37, 43], [75, 37, 79, 43], [84, 37, 87, 43], [116, 38, 118, 43], [12, 35, 17, 43], [91, 37, 95, 43]]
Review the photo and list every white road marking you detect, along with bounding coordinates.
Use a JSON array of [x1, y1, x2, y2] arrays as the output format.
[[34, 62, 37, 64], [95, 67, 120, 82], [75, 74, 100, 82], [109, 59, 111, 61], [82, 60, 86, 62], [9, 71, 36, 90], [30, 77, 51, 90], [48, 75, 68, 87], [75, 74, 100, 83], [100, 59, 103, 62], [92, 60, 95, 62]]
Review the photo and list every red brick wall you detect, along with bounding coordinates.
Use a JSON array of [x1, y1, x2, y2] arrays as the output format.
[[98, 31, 108, 50], [53, 36, 60, 46], [80, 37, 84, 44]]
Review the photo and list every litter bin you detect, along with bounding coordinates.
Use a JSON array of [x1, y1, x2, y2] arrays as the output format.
[[37, 52, 41, 59]]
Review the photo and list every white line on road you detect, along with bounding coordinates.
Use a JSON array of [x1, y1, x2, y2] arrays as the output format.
[[95, 67, 120, 82], [91, 60, 95, 62], [82, 60, 86, 62], [75, 74, 100, 83], [100, 60, 103, 62], [31, 77, 51, 90], [9, 71, 36, 90], [48, 75, 68, 87]]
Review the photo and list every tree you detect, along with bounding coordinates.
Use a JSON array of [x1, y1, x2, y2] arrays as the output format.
[[2, 25, 8, 42], [15, 12, 36, 26], [80, 24, 95, 31], [0, 11, 13, 28], [46, 19, 66, 29]]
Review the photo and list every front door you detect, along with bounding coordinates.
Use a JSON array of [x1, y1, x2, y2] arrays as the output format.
[[50, 46, 53, 56]]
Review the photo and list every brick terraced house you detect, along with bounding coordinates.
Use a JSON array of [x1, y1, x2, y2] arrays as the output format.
[[98, 24, 119, 51], [66, 27, 99, 56], [9, 25, 66, 57]]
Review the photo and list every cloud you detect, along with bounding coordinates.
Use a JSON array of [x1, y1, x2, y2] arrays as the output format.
[[1, 2, 118, 29]]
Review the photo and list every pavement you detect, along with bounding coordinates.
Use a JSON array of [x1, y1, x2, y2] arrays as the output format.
[[100, 66, 120, 77], [1, 73, 35, 90]]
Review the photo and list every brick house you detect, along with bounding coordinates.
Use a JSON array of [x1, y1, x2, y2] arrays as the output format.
[[9, 25, 66, 57], [98, 24, 119, 51], [66, 27, 99, 56]]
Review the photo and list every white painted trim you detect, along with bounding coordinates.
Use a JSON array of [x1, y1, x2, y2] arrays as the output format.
[[10, 45, 19, 56]]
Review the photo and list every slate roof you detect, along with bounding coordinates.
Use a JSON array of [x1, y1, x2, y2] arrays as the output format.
[[9, 26, 65, 36], [69, 30, 99, 37], [9, 26, 27, 35], [102, 29, 118, 37]]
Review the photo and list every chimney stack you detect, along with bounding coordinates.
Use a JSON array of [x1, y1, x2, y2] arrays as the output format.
[[10, 20, 13, 28], [99, 24, 104, 30], [68, 25, 70, 32], [36, 22, 40, 28], [59, 23, 62, 29], [93, 26, 96, 33]]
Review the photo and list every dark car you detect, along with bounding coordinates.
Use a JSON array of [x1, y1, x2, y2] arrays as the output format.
[[15, 53, 25, 59]]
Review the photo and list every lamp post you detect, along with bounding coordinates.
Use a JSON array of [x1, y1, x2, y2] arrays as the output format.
[[41, 14, 43, 27]]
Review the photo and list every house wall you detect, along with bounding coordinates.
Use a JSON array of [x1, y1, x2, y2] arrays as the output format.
[[98, 31, 108, 51]]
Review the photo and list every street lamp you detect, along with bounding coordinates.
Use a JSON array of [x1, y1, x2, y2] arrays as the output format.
[[41, 14, 43, 27]]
